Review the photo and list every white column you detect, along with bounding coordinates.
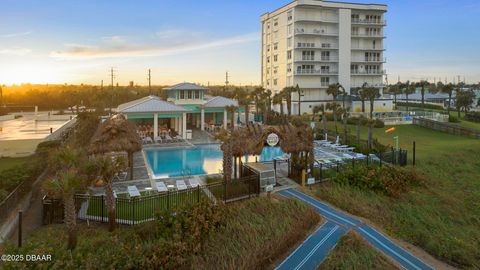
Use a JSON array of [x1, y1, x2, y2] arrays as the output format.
[[182, 112, 187, 139], [153, 113, 158, 138], [223, 109, 228, 129], [201, 108, 205, 131]]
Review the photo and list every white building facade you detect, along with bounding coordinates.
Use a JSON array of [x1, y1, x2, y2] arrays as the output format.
[[261, 0, 387, 113]]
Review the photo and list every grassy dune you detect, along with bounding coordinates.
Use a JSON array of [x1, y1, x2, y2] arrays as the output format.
[[318, 232, 400, 270], [315, 122, 480, 268], [1, 196, 321, 270]]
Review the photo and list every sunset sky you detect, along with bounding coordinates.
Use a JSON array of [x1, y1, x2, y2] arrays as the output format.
[[1, 0, 480, 86]]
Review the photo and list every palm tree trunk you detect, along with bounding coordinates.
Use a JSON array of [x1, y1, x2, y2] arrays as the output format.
[[447, 94, 452, 115], [280, 102, 284, 115], [128, 151, 134, 180], [322, 114, 327, 134], [356, 122, 360, 145], [233, 156, 237, 180], [406, 94, 409, 112], [105, 181, 116, 232], [245, 105, 250, 124], [64, 193, 77, 250], [394, 93, 397, 103], [369, 99, 374, 119], [333, 112, 338, 135], [361, 101, 365, 113], [223, 147, 232, 182], [421, 88, 425, 107], [367, 125, 373, 151], [343, 116, 348, 144]]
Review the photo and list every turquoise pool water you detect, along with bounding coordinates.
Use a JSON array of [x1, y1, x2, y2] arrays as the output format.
[[145, 144, 285, 178]]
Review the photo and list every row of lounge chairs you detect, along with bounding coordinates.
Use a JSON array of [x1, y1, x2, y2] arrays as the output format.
[[126, 179, 201, 198], [142, 134, 184, 145]]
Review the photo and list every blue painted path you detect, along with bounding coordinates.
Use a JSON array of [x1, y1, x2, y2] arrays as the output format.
[[275, 221, 346, 270], [278, 188, 435, 270]]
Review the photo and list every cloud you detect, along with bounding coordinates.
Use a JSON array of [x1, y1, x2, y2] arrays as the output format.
[[50, 32, 259, 59], [0, 31, 32, 38], [0, 48, 32, 55]]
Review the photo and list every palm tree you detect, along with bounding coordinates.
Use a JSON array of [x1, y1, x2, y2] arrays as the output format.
[[295, 84, 302, 115], [441, 83, 454, 115], [338, 107, 350, 144], [358, 83, 369, 113], [272, 92, 284, 116], [261, 89, 272, 123], [327, 84, 342, 133], [251, 87, 264, 121], [44, 169, 84, 250], [225, 105, 237, 130], [416, 80, 430, 108], [91, 154, 126, 231], [404, 81, 416, 112], [326, 102, 341, 135], [361, 84, 380, 119], [215, 129, 233, 182], [313, 104, 327, 134], [389, 82, 403, 104], [45, 146, 86, 250], [281, 87, 295, 116], [234, 88, 252, 124]]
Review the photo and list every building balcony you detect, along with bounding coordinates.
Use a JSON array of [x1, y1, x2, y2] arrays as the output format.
[[294, 28, 338, 36], [351, 57, 386, 63], [351, 19, 387, 26], [295, 57, 339, 62], [351, 46, 385, 51], [351, 83, 386, 88], [295, 43, 338, 49], [351, 70, 386, 75], [352, 33, 385, 38], [294, 17, 339, 24], [295, 69, 338, 75]]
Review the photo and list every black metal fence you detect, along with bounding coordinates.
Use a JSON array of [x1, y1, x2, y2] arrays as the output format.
[[43, 175, 260, 225], [310, 149, 407, 184], [413, 117, 480, 139]]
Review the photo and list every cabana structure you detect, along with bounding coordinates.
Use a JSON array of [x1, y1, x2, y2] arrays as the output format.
[[116, 82, 240, 140]]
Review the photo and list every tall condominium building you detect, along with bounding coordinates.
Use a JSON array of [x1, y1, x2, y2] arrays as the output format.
[[261, 0, 387, 113]]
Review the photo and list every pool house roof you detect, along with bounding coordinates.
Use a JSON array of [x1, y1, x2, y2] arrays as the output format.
[[163, 82, 208, 91], [117, 95, 188, 114], [204, 96, 238, 108]]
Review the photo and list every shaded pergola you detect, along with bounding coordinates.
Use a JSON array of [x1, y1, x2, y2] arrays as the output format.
[[217, 123, 314, 182], [89, 114, 141, 180]]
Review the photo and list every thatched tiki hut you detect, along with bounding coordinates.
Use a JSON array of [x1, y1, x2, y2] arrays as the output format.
[[89, 114, 141, 180], [218, 122, 314, 182]]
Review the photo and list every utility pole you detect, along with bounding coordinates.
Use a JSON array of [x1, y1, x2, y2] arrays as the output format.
[[148, 69, 152, 95], [110, 67, 116, 113], [458, 75, 461, 85], [101, 80, 103, 90]]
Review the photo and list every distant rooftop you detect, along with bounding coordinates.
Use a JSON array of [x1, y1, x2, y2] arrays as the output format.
[[163, 82, 208, 91], [117, 95, 188, 114]]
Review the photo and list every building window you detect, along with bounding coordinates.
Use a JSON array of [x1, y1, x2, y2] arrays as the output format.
[[287, 25, 292, 35], [195, 91, 200, 99], [180, 91, 185, 99], [321, 77, 330, 86], [187, 90, 192, 99], [273, 19, 278, 27], [273, 67, 278, 74], [267, 45, 270, 52], [287, 37, 292, 47], [273, 79, 278, 85], [287, 63, 292, 73], [274, 42, 278, 50], [274, 55, 278, 62], [302, 50, 315, 61], [287, 50, 292, 60], [321, 51, 330, 61], [267, 56, 270, 63], [287, 11, 293, 21], [273, 30, 278, 38]]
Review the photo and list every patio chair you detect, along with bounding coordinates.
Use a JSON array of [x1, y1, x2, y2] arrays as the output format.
[[127, 185, 141, 197], [155, 181, 168, 192], [352, 152, 366, 159], [113, 171, 127, 182], [342, 153, 355, 159], [154, 136, 163, 144], [176, 180, 188, 191], [165, 134, 174, 143], [174, 135, 183, 141]]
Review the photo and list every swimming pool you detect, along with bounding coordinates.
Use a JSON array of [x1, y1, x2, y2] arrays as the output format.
[[144, 144, 285, 179]]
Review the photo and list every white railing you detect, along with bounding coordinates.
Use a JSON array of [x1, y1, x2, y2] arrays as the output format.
[[351, 19, 386, 25], [352, 57, 386, 63], [295, 69, 338, 75], [295, 28, 338, 36], [351, 70, 386, 75]]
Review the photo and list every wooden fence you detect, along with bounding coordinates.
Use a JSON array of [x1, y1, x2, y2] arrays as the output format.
[[413, 117, 480, 139]]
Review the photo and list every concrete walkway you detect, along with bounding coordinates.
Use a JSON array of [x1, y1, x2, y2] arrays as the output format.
[[277, 188, 435, 270]]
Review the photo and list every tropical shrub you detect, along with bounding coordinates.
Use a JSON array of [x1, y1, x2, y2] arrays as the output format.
[[465, 112, 480, 122], [448, 115, 460, 123], [395, 102, 444, 110], [333, 164, 426, 197], [347, 116, 384, 128]]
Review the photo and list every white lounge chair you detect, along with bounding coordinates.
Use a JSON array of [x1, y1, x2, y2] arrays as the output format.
[[143, 137, 153, 144], [154, 136, 163, 144], [174, 135, 183, 141], [176, 180, 188, 190], [127, 185, 141, 197], [155, 181, 168, 192], [189, 177, 200, 188], [165, 134, 173, 143]]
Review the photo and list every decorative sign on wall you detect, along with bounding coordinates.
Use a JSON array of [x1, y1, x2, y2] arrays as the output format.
[[266, 133, 279, 146]]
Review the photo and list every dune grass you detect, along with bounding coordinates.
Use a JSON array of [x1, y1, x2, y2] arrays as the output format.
[[2, 196, 321, 270], [314, 121, 480, 268], [0, 156, 30, 172], [318, 231, 400, 270]]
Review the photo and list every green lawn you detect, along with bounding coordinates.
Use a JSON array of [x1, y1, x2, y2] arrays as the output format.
[[86, 190, 206, 221], [0, 156, 30, 172], [318, 232, 400, 270], [313, 121, 480, 268]]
